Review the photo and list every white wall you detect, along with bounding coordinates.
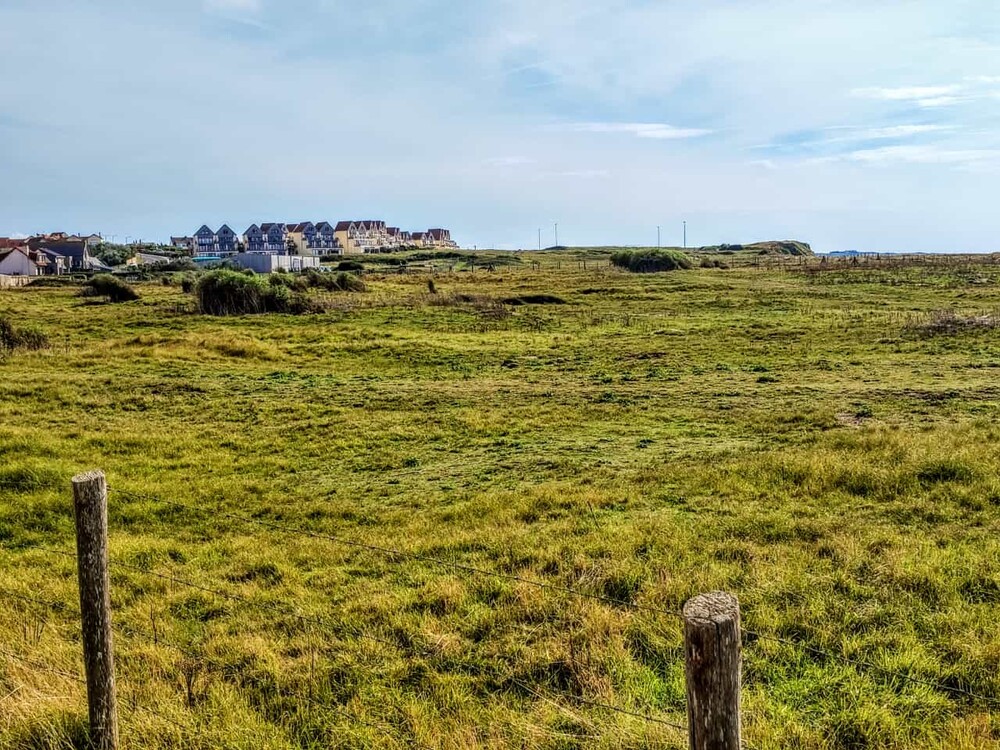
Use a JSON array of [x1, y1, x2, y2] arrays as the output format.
[[0, 251, 39, 276]]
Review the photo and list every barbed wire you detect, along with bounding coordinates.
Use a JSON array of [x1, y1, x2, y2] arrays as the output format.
[[742, 628, 1000, 706], [5, 541, 415, 656], [0, 647, 85, 684], [512, 679, 687, 732], [111, 486, 687, 623]]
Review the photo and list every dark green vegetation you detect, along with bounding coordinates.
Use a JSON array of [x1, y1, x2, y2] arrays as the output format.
[[192, 269, 365, 316], [610, 248, 693, 272], [3, 254, 1000, 748], [82, 274, 140, 303]]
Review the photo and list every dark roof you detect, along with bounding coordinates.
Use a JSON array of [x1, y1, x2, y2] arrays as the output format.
[[260, 223, 286, 233], [288, 222, 314, 233], [39, 241, 88, 260], [334, 221, 353, 231]]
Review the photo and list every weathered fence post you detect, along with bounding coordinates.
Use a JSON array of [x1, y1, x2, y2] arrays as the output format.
[[683, 592, 741, 750], [72, 470, 119, 750]]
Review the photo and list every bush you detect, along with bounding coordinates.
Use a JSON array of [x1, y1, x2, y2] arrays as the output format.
[[195, 270, 319, 315], [82, 274, 140, 302], [302, 269, 366, 292], [610, 249, 693, 273], [0, 316, 49, 352], [336, 260, 364, 272], [180, 274, 197, 294]]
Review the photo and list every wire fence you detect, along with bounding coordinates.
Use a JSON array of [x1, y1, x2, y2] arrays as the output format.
[[4, 476, 1000, 748]]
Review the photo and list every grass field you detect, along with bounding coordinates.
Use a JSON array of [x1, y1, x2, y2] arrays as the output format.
[[3, 253, 1000, 749]]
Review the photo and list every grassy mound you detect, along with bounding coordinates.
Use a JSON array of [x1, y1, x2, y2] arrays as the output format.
[[610, 248, 693, 272]]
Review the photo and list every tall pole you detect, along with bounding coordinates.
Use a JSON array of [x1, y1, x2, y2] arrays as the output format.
[[554, 223, 559, 247], [538, 228, 541, 251], [657, 226, 661, 248], [683, 221, 687, 249]]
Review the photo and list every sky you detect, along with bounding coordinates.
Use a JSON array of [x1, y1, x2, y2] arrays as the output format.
[[1, 0, 999, 252]]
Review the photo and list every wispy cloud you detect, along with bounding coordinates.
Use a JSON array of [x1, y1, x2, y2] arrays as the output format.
[[852, 79, 1000, 108], [816, 145, 1000, 166], [567, 122, 712, 140]]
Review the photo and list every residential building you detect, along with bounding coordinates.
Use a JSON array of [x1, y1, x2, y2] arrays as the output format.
[[259, 223, 288, 253], [194, 225, 217, 256], [314, 222, 337, 252], [0, 247, 40, 276], [192, 225, 239, 256], [170, 236, 194, 252], [217, 224, 239, 254], [126, 252, 171, 266], [243, 224, 265, 253], [286, 222, 317, 255], [26, 235, 96, 270], [427, 228, 457, 248]]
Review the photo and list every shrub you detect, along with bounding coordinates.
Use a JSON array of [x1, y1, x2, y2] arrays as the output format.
[[336, 260, 364, 272], [0, 316, 49, 352], [428, 278, 437, 295], [180, 274, 197, 294], [82, 274, 140, 302], [610, 249, 693, 273], [195, 270, 321, 315], [303, 269, 366, 292]]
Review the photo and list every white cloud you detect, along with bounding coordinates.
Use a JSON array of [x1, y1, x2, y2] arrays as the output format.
[[567, 123, 711, 140]]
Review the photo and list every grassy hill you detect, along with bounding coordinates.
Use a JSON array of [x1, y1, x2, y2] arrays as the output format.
[[2, 254, 1000, 748]]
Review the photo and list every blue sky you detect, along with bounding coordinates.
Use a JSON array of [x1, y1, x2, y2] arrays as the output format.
[[1, 0, 998, 252]]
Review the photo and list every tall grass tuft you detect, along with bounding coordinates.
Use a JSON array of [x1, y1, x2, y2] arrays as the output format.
[[0, 315, 49, 352], [610, 248, 693, 272]]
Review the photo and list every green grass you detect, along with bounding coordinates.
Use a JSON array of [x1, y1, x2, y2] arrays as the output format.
[[3, 258, 1000, 748]]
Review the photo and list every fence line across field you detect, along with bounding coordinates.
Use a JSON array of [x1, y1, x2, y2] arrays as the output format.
[[111, 486, 690, 624], [8, 470, 1000, 749], [104, 485, 1000, 709], [2, 553, 697, 744]]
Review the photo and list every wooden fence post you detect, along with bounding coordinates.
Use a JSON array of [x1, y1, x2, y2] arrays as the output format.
[[683, 592, 741, 750], [72, 470, 119, 750]]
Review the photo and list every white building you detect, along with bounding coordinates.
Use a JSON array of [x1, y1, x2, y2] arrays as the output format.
[[0, 248, 40, 276], [228, 254, 320, 273]]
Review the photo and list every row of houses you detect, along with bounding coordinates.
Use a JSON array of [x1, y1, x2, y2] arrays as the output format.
[[0, 233, 107, 276], [173, 221, 457, 257]]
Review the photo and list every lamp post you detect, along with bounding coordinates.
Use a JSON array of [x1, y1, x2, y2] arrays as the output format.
[[657, 225, 661, 248]]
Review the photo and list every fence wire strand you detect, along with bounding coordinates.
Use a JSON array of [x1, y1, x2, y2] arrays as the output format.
[[111, 486, 687, 622]]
